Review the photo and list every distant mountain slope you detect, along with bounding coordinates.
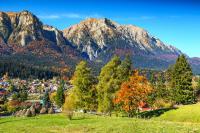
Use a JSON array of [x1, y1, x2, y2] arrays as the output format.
[[0, 11, 199, 74]]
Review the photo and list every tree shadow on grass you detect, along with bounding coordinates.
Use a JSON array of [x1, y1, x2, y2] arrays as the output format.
[[137, 108, 177, 119]]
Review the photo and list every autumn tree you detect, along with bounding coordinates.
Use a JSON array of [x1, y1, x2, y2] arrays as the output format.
[[63, 90, 77, 120], [97, 56, 121, 114], [170, 55, 195, 104], [114, 71, 152, 117], [71, 61, 97, 112]]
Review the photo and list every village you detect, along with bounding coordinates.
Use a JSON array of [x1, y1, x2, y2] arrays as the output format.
[[0, 73, 72, 117]]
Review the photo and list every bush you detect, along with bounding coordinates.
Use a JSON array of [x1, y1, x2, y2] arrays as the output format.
[[153, 99, 174, 109], [6, 100, 20, 113], [63, 92, 76, 120], [49, 92, 56, 103]]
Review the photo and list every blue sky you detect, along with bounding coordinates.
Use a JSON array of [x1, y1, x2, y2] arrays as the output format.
[[1, 0, 200, 57]]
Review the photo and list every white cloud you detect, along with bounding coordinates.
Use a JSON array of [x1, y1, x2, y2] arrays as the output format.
[[38, 13, 103, 20], [38, 15, 60, 19]]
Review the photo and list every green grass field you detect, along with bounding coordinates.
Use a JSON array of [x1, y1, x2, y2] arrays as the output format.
[[1, 104, 200, 133], [156, 103, 200, 123]]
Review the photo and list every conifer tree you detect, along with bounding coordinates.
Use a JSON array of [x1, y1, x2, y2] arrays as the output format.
[[117, 55, 132, 82], [97, 56, 122, 114], [170, 55, 195, 104], [43, 90, 50, 106], [55, 80, 65, 107], [71, 61, 97, 112], [197, 78, 200, 90]]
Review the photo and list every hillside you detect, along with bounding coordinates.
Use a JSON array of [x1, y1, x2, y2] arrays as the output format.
[[0, 10, 200, 74], [156, 103, 200, 123]]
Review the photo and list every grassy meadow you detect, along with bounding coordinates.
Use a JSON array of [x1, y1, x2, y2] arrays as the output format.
[[1, 104, 200, 133]]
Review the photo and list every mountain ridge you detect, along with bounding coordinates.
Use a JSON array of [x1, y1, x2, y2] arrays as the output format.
[[0, 10, 199, 74], [63, 18, 183, 60]]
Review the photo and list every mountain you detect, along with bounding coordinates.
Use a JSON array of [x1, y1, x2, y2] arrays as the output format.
[[0, 10, 82, 71], [0, 10, 199, 74], [63, 18, 199, 72], [63, 18, 182, 60]]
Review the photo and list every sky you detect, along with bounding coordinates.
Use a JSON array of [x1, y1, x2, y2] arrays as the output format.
[[0, 0, 200, 57]]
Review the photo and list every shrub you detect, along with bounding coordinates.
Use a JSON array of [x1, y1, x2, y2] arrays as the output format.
[[153, 99, 174, 109], [49, 92, 56, 103], [63, 92, 76, 120], [6, 100, 20, 113]]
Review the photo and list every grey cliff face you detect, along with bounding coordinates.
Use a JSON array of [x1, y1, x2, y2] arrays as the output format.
[[0, 10, 66, 46]]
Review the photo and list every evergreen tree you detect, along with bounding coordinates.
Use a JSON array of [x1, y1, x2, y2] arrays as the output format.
[[43, 90, 50, 106], [18, 85, 28, 102], [155, 74, 168, 98], [170, 55, 195, 104], [8, 84, 15, 92], [197, 78, 200, 90], [19, 91, 28, 102], [149, 72, 156, 85], [196, 78, 200, 98], [117, 55, 132, 82], [97, 56, 122, 114], [55, 80, 65, 107], [71, 61, 97, 112]]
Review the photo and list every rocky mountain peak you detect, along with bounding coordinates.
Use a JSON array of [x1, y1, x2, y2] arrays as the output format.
[[63, 18, 182, 60], [0, 11, 67, 46], [0, 10, 44, 46]]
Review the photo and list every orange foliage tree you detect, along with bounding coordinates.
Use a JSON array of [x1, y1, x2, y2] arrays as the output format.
[[114, 70, 153, 117]]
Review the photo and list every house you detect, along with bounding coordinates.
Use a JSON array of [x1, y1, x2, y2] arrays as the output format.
[[138, 101, 152, 112], [0, 88, 7, 96], [0, 81, 9, 88]]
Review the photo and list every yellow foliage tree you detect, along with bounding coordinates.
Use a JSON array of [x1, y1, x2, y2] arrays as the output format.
[[114, 70, 153, 117]]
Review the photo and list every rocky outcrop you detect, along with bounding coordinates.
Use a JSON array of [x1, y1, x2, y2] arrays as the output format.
[[48, 107, 55, 114], [30, 105, 36, 116], [0, 12, 12, 42], [7, 11, 43, 46], [25, 109, 32, 117], [0, 10, 66, 46], [40, 107, 47, 114], [43, 25, 66, 46]]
